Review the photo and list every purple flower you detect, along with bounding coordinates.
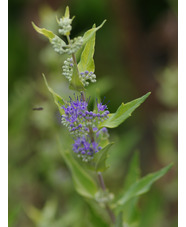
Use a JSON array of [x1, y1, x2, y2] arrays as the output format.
[[97, 103, 107, 112], [93, 127, 98, 132], [61, 95, 109, 133], [101, 127, 108, 133], [73, 136, 102, 161], [60, 95, 110, 161]]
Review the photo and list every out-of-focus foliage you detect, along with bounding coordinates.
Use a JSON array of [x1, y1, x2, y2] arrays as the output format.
[[9, 0, 177, 226]]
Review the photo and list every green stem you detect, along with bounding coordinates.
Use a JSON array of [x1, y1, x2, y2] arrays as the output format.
[[66, 35, 81, 83], [67, 35, 115, 224], [97, 172, 116, 224]]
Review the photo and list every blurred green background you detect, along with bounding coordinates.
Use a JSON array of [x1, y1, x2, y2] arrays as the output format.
[[9, 0, 177, 226]]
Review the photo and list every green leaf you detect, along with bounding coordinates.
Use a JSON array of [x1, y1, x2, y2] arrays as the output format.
[[114, 212, 123, 227], [78, 25, 96, 73], [42, 198, 57, 222], [121, 153, 140, 224], [86, 202, 109, 227], [69, 64, 85, 91], [58, 138, 98, 198], [116, 163, 173, 212], [25, 205, 41, 224], [94, 143, 114, 172], [123, 152, 141, 192], [42, 74, 65, 115], [25, 198, 57, 226], [114, 152, 141, 224], [76, 20, 106, 63], [32, 22, 55, 42], [99, 92, 151, 129], [82, 20, 106, 45], [121, 197, 140, 226]]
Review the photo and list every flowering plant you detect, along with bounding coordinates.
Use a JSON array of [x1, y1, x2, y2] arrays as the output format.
[[32, 6, 172, 226]]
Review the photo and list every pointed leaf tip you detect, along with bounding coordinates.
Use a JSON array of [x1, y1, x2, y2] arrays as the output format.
[[64, 6, 70, 18], [115, 163, 172, 212], [55, 15, 60, 24], [99, 92, 151, 129], [101, 19, 107, 25], [32, 22, 55, 41]]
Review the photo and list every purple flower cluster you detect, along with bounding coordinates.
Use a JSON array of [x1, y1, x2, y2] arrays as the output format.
[[61, 95, 110, 161], [61, 96, 109, 136], [73, 136, 102, 157]]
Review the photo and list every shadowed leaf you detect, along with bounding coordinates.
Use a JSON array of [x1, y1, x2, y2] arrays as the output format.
[[58, 138, 98, 198], [94, 143, 114, 172]]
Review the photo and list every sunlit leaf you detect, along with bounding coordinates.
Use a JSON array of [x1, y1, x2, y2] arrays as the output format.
[[78, 25, 96, 73], [32, 22, 55, 42], [69, 64, 85, 91], [76, 20, 106, 63], [64, 6, 70, 18], [82, 20, 106, 45], [99, 92, 151, 129]]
